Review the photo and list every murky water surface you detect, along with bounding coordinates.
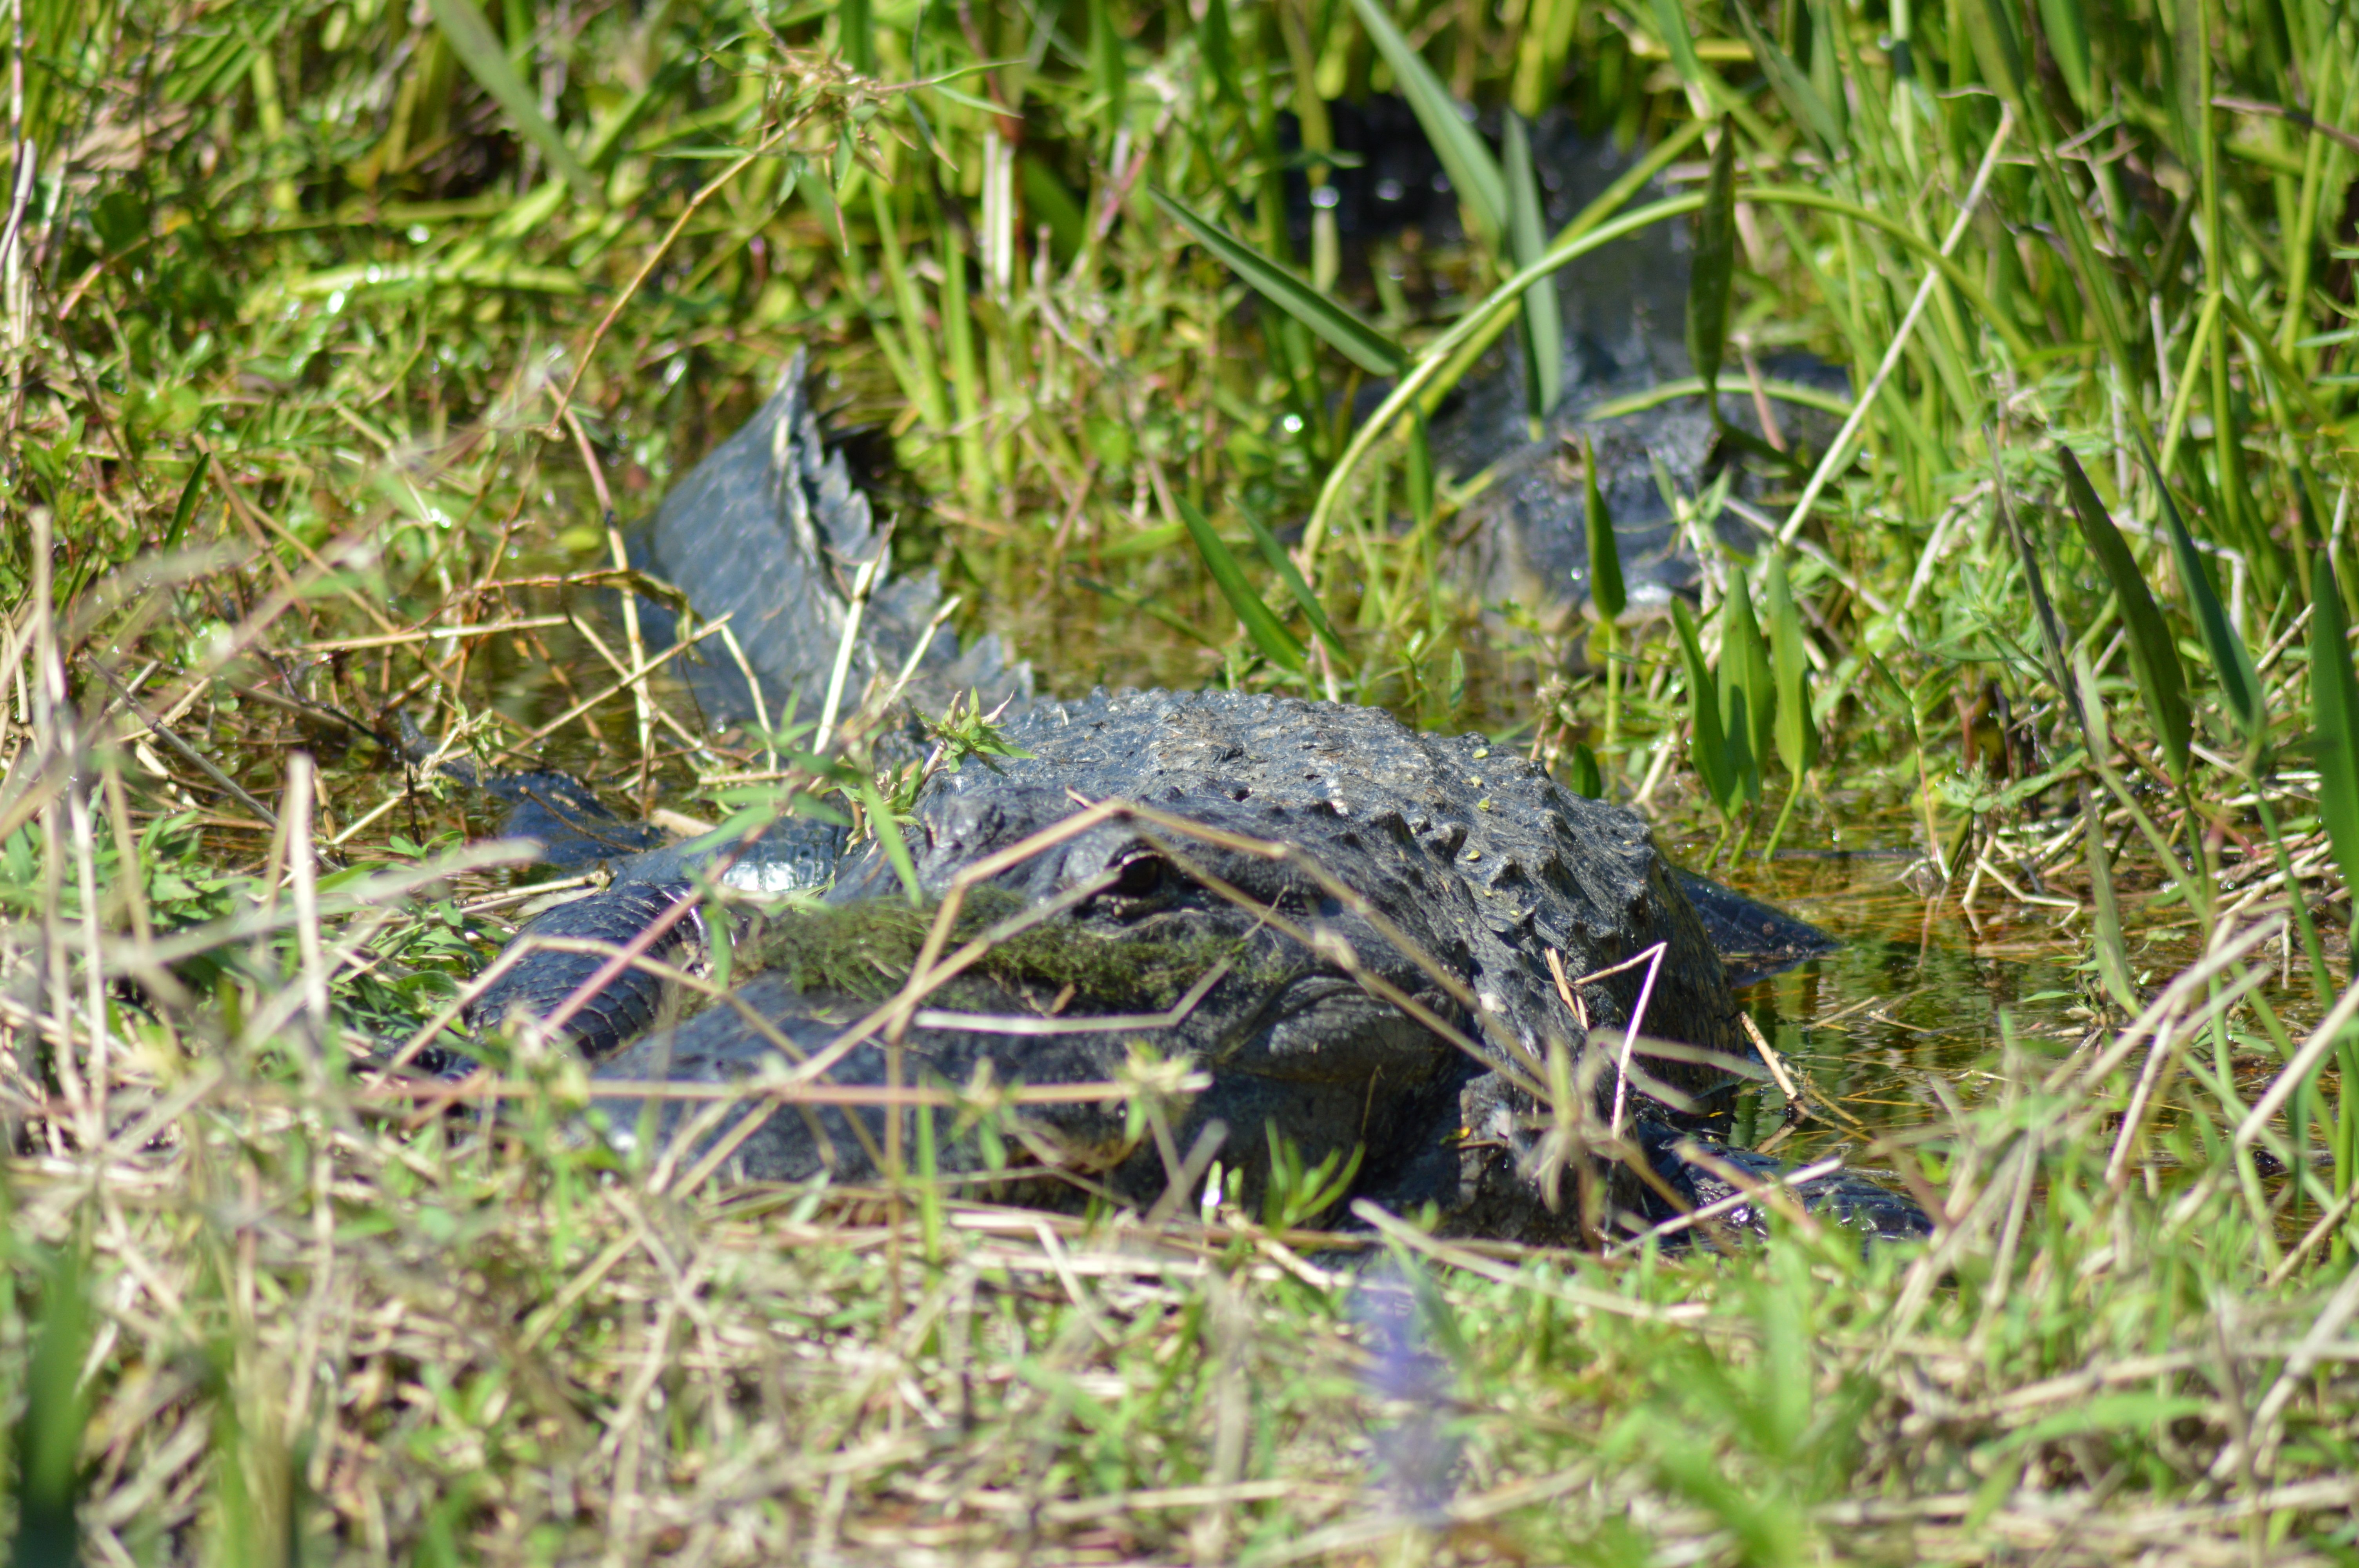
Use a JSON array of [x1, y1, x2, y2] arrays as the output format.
[[1706, 840, 2095, 1162], [1689, 809, 2329, 1167]]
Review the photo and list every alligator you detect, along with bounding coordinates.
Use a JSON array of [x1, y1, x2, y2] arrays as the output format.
[[1289, 98, 1851, 633], [424, 355, 1929, 1248]]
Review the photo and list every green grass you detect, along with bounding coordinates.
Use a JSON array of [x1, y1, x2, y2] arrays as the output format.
[[4, 0, 2359, 1558]]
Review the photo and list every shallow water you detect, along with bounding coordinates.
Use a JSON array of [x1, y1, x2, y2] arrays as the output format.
[[1694, 811, 2334, 1172], [1708, 840, 2099, 1163]]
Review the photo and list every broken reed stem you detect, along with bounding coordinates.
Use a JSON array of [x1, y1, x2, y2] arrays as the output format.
[[714, 620, 776, 769], [1606, 942, 1668, 1139], [815, 543, 887, 756]]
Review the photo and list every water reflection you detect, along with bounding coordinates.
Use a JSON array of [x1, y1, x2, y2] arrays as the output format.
[[1700, 838, 2111, 1163]]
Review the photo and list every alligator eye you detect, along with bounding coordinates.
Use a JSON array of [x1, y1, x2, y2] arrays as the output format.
[[1110, 853, 1167, 898]]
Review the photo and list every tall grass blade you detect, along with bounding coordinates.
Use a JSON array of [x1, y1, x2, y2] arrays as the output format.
[[2137, 434, 2264, 740], [1646, 0, 1711, 100], [1585, 434, 1628, 763], [1344, 0, 1508, 250], [164, 450, 210, 554], [1581, 436, 1625, 621], [1406, 411, 1435, 528], [2074, 654, 2142, 1011], [1728, 2, 1844, 158], [1239, 502, 1349, 665], [1801, 0, 1848, 149], [1504, 112, 1564, 420], [2312, 554, 2359, 982], [1177, 494, 1307, 673], [2035, 0, 2095, 110], [870, 184, 951, 432], [1150, 186, 1406, 376], [12, 1247, 87, 1568], [934, 205, 990, 508], [1961, 0, 2028, 104], [1090, 0, 1127, 142], [1687, 128, 1738, 412], [2172, 0, 2205, 154], [1672, 599, 1739, 811], [2057, 446, 2192, 783], [839, 0, 876, 74], [1991, 447, 2082, 726], [1994, 448, 2141, 1009], [1721, 574, 1769, 804], [1199, 0, 1242, 107], [1765, 553, 1817, 779], [424, 0, 598, 197]]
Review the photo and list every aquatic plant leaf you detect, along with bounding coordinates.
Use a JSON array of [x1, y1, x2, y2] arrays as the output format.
[[2056, 445, 2191, 782], [1687, 128, 1738, 409], [1177, 494, 1307, 672], [1345, 0, 1508, 250], [2311, 554, 2359, 957], [1150, 186, 1406, 376], [1721, 575, 1770, 802], [1239, 501, 1350, 665], [1503, 111, 1563, 419], [1727, 1, 1845, 158], [1672, 599, 1739, 811], [425, 0, 599, 197], [1581, 435, 1626, 621], [1765, 553, 1818, 779], [2137, 433, 2264, 740]]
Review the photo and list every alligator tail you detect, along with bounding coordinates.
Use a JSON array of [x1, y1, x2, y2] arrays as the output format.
[[633, 350, 1031, 730]]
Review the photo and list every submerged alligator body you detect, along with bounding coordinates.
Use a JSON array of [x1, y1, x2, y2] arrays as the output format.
[[1292, 100, 1850, 630], [429, 354, 1928, 1247]]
